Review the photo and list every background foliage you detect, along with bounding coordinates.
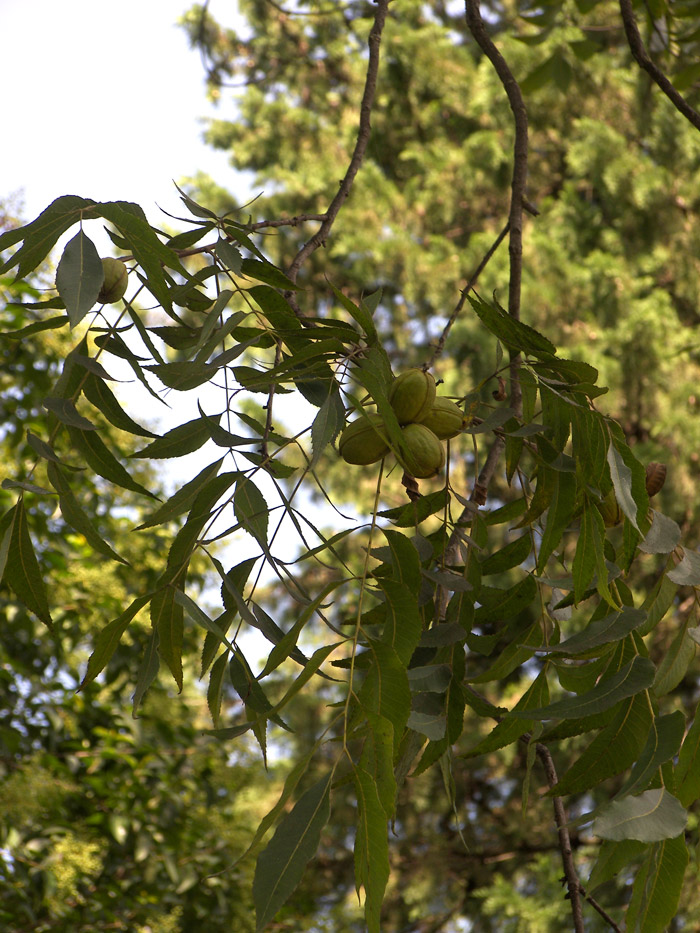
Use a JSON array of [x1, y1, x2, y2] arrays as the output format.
[[3, 0, 700, 930]]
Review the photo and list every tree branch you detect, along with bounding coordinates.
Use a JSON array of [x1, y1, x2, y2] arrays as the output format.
[[426, 221, 510, 370], [536, 743, 586, 933], [619, 0, 700, 132], [464, 0, 528, 420], [285, 0, 390, 287]]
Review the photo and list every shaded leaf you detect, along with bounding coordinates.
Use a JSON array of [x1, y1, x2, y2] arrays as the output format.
[[676, 707, 700, 807], [47, 461, 127, 564], [151, 584, 184, 690], [548, 692, 651, 796], [0, 194, 98, 278], [132, 626, 160, 716], [135, 460, 227, 530], [542, 607, 646, 656], [67, 426, 156, 498], [667, 547, 700, 585], [80, 594, 151, 689], [407, 664, 452, 693], [234, 477, 269, 547], [310, 388, 345, 467], [639, 511, 682, 555], [253, 773, 332, 932], [615, 711, 685, 800], [43, 397, 97, 431], [464, 670, 549, 758], [469, 293, 556, 357], [82, 372, 157, 438], [131, 416, 214, 459], [652, 620, 696, 697], [509, 656, 655, 719], [376, 578, 422, 666], [626, 835, 689, 933], [55, 230, 103, 326], [1, 501, 52, 628]]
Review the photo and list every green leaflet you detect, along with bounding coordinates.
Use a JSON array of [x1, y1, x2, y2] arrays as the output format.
[[310, 388, 345, 467], [625, 835, 689, 933], [82, 371, 157, 438], [652, 618, 696, 697], [43, 397, 97, 431], [593, 789, 687, 843], [607, 435, 649, 533], [330, 281, 378, 343], [587, 838, 646, 893], [259, 580, 341, 678], [253, 772, 332, 932], [479, 533, 531, 575], [509, 656, 655, 720], [468, 293, 556, 357], [234, 476, 269, 548], [206, 651, 229, 727], [0, 195, 99, 277], [353, 765, 389, 933], [0, 501, 52, 628], [380, 528, 423, 595], [132, 625, 160, 716], [614, 711, 685, 800], [360, 711, 397, 819], [547, 692, 651, 796], [80, 594, 151, 689], [135, 459, 226, 530], [537, 470, 577, 572], [677, 706, 700, 807], [47, 461, 127, 564], [464, 669, 550, 758], [375, 578, 422, 666], [542, 607, 646, 657], [358, 641, 411, 751], [151, 581, 184, 690], [66, 426, 156, 499], [55, 230, 103, 327], [130, 416, 214, 459]]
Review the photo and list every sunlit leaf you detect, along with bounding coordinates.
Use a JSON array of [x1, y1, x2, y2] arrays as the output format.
[[593, 789, 687, 842]]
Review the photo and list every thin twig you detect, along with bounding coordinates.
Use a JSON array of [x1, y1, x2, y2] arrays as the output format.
[[464, 0, 528, 419], [249, 212, 328, 231], [285, 0, 390, 289], [619, 0, 700, 132], [427, 203, 537, 370], [536, 744, 586, 933], [426, 221, 510, 369], [580, 884, 624, 932]]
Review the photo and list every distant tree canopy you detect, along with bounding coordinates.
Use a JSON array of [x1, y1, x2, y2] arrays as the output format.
[[3, 1, 700, 931]]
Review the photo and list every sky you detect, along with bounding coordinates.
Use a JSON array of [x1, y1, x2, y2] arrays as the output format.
[[1, 0, 244, 234], [1, 0, 336, 620]]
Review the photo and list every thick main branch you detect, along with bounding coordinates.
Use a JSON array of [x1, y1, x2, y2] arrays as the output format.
[[619, 0, 700, 132]]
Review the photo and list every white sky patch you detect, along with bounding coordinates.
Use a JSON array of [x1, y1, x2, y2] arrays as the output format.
[[1, 0, 242, 236]]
